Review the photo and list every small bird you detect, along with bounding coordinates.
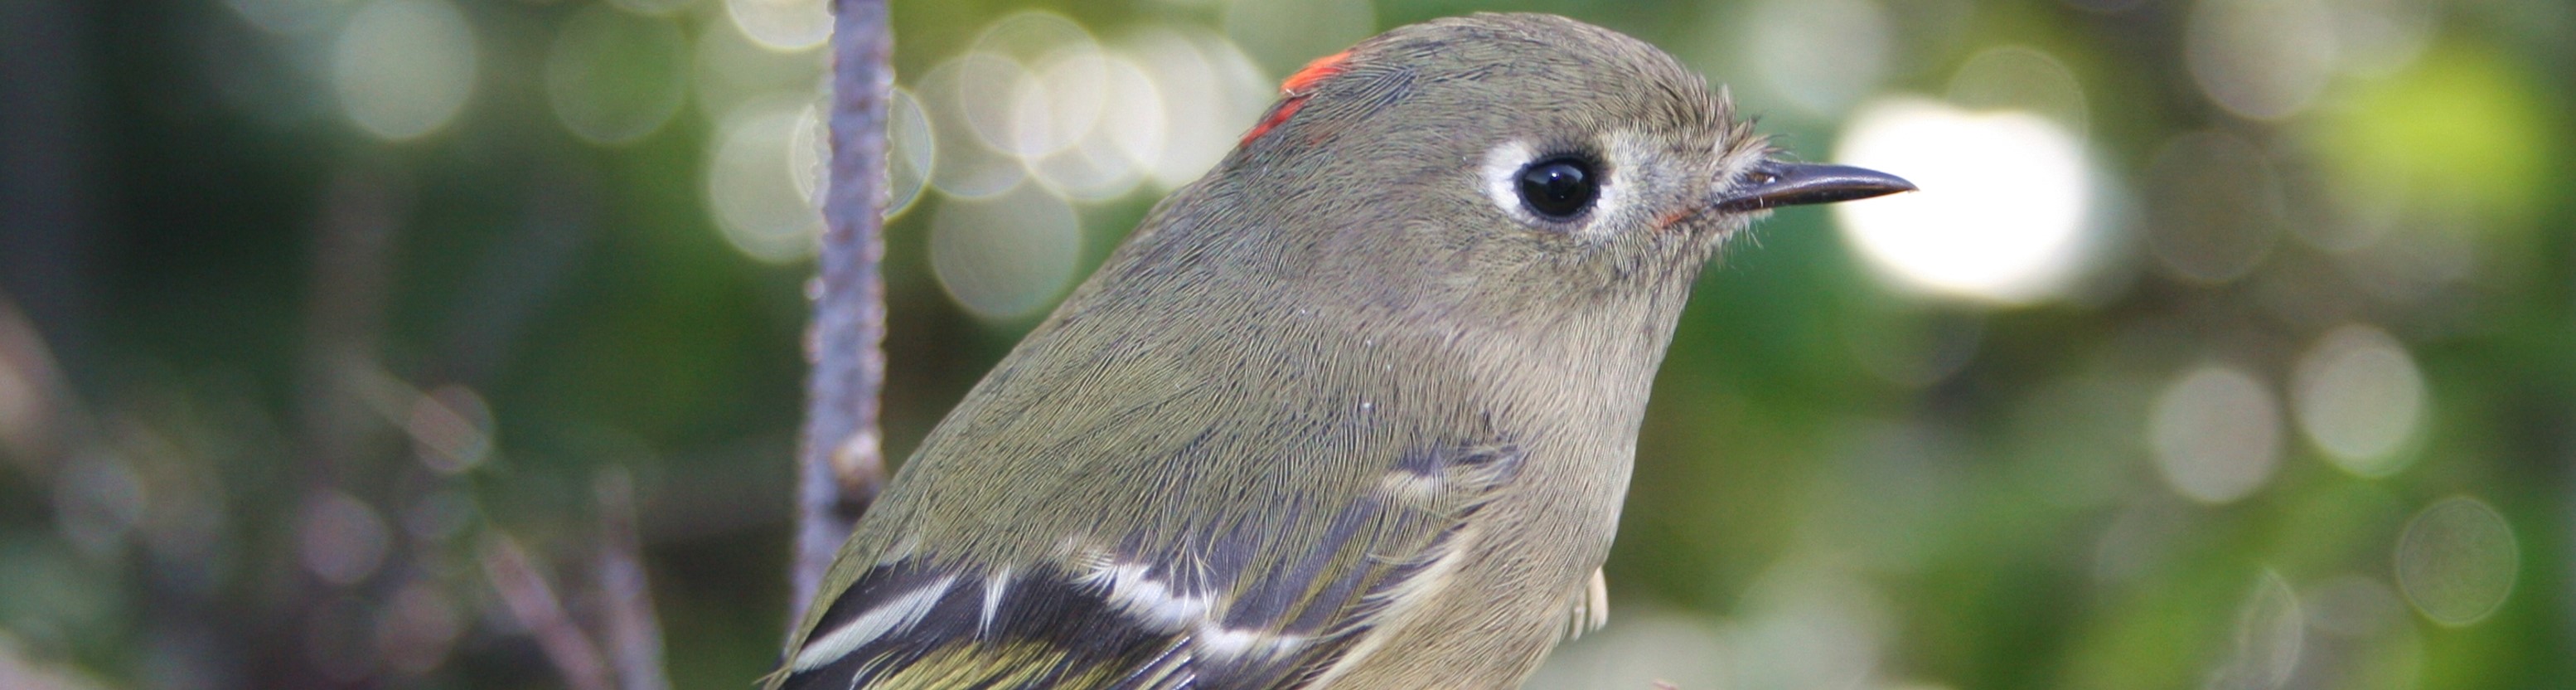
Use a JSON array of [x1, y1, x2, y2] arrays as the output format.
[[772, 13, 1911, 690]]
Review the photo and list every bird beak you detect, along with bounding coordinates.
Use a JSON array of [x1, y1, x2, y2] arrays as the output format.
[[1713, 160, 1916, 213]]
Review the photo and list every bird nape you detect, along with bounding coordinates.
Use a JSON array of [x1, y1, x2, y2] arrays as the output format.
[[772, 12, 1912, 690]]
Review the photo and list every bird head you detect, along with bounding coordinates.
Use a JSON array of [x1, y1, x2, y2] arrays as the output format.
[[1190, 12, 1912, 330]]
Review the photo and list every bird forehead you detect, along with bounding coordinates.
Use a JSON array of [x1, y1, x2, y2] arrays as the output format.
[[1353, 16, 1730, 133], [1235, 14, 1746, 173], [1281, 50, 1353, 95]]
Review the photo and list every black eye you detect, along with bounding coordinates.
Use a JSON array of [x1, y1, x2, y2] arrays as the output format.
[[1517, 156, 1599, 220]]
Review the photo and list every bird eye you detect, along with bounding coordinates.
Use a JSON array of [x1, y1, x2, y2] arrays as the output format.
[[1516, 157, 1600, 220]]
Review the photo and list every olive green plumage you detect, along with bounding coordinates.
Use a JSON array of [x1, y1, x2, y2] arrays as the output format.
[[771, 12, 1910, 690]]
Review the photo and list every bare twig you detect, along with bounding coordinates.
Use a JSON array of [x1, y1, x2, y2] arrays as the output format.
[[595, 470, 671, 690], [791, 0, 895, 623], [260, 167, 406, 687], [298, 169, 404, 489], [481, 535, 616, 690]]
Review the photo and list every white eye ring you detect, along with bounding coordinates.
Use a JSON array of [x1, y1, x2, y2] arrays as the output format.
[[1482, 140, 1541, 224], [1480, 138, 1626, 238]]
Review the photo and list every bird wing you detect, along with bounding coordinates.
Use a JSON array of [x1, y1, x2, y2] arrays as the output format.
[[770, 442, 1528, 690]]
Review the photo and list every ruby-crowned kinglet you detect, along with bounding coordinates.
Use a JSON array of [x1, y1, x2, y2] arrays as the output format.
[[771, 13, 1912, 689]]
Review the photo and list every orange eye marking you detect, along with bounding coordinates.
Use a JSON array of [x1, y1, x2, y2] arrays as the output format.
[[1654, 208, 1699, 231], [1239, 51, 1353, 147]]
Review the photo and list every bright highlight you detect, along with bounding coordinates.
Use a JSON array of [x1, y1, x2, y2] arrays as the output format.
[[1832, 98, 2094, 304]]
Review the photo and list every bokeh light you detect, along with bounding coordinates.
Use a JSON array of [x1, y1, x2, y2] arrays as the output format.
[[298, 490, 391, 586], [930, 184, 1082, 321], [2186, 0, 2337, 120], [724, 0, 830, 51], [2289, 324, 2423, 474], [917, 53, 1032, 199], [706, 96, 825, 263], [1024, 53, 1164, 201], [2297, 572, 2427, 687], [961, 12, 1098, 160], [2394, 497, 2517, 626], [691, 12, 826, 124], [905, 12, 1242, 207], [2143, 130, 2285, 283], [544, 5, 689, 146], [787, 98, 830, 210], [2206, 570, 2303, 690], [1526, 609, 1728, 689], [2147, 363, 2282, 503], [1832, 97, 2097, 304], [1007, 43, 1109, 161], [1119, 25, 1273, 190], [331, 0, 477, 141], [1721, 558, 1895, 689], [885, 87, 935, 217]]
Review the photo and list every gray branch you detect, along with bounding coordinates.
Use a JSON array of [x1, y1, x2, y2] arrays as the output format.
[[791, 0, 894, 624], [595, 470, 670, 690], [482, 535, 616, 690]]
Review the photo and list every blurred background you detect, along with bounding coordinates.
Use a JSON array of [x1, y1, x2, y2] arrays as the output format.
[[0, 0, 2569, 687]]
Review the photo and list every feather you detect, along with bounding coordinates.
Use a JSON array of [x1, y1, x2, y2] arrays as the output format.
[[775, 443, 1528, 690]]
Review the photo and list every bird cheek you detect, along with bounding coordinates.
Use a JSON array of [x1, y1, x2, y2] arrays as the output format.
[[1650, 207, 1700, 233]]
